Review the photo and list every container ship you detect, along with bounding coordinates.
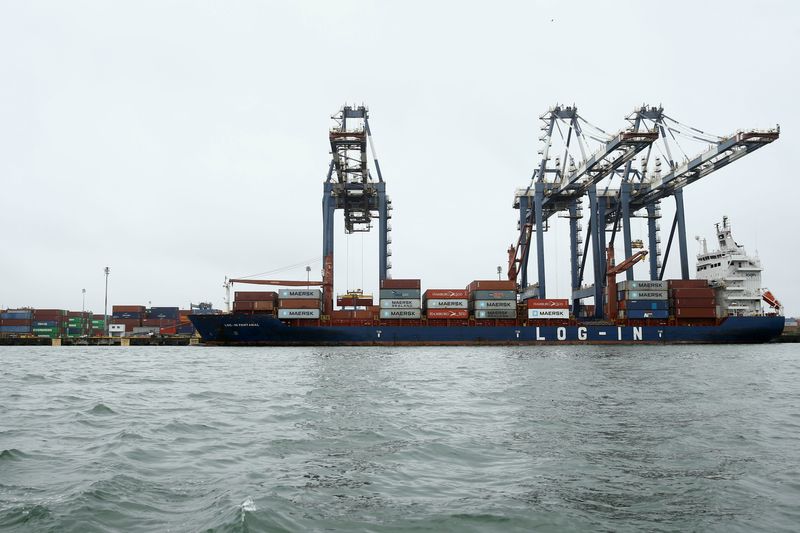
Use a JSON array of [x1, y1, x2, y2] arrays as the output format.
[[190, 104, 784, 345]]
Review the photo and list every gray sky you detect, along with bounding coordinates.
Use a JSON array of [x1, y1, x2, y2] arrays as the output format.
[[1, 1, 798, 315]]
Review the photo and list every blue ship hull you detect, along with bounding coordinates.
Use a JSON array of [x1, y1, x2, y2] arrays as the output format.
[[189, 314, 784, 345]]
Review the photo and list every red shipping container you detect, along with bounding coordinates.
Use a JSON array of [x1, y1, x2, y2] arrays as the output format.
[[671, 298, 716, 308], [1, 318, 32, 326], [112, 305, 146, 313], [142, 319, 177, 327], [424, 289, 469, 299], [233, 301, 275, 311], [235, 291, 278, 302], [32, 313, 66, 321], [33, 309, 67, 317], [426, 309, 469, 319], [668, 279, 710, 289], [380, 279, 421, 289], [278, 299, 321, 309], [674, 308, 716, 318], [467, 280, 516, 292], [337, 298, 373, 307], [671, 288, 715, 298], [526, 298, 569, 309]]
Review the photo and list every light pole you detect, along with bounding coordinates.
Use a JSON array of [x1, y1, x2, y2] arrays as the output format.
[[497, 266, 502, 281], [306, 266, 311, 288], [81, 288, 86, 336], [104, 267, 110, 336]]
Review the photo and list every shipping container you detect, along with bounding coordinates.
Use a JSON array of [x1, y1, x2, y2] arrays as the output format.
[[114, 318, 141, 332], [277, 309, 321, 319], [525, 298, 569, 309], [65, 327, 84, 336], [337, 297, 373, 307], [278, 299, 322, 309], [379, 299, 421, 309], [33, 309, 67, 316], [330, 310, 375, 320], [380, 279, 421, 289], [423, 289, 469, 300], [0, 325, 31, 333], [142, 319, 177, 327], [379, 289, 421, 299], [111, 305, 145, 313], [379, 309, 422, 319], [424, 299, 469, 309], [671, 298, 716, 308], [176, 324, 195, 335], [147, 307, 179, 319], [527, 308, 570, 319], [1, 311, 33, 320], [0, 318, 32, 326], [467, 280, 516, 292], [233, 300, 276, 312], [674, 307, 717, 318], [32, 320, 59, 327], [623, 290, 668, 300], [617, 280, 668, 291], [278, 288, 322, 299], [426, 309, 469, 319], [133, 327, 161, 335], [618, 300, 669, 311], [470, 290, 516, 300], [112, 312, 142, 319], [670, 288, 715, 298], [620, 309, 670, 319], [475, 309, 517, 319], [668, 279, 710, 289], [234, 291, 278, 301], [473, 300, 516, 310]]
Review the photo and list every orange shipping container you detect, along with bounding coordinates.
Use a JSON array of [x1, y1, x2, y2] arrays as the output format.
[[278, 299, 321, 309], [467, 280, 516, 292]]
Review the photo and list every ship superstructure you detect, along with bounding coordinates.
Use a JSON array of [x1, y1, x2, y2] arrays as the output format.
[[696, 217, 770, 317]]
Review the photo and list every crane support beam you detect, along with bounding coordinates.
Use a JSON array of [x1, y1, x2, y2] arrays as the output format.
[[548, 130, 658, 200], [534, 182, 546, 298], [646, 203, 660, 280], [620, 182, 634, 281], [674, 188, 690, 279], [633, 129, 778, 206], [568, 200, 581, 313]]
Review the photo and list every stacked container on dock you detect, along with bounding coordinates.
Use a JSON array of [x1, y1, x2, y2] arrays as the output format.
[[467, 280, 517, 320], [233, 291, 278, 313], [379, 279, 422, 320], [278, 288, 322, 319], [616, 280, 669, 320], [668, 279, 717, 319], [423, 289, 469, 320], [526, 299, 570, 321], [91, 314, 106, 336], [33, 309, 68, 337], [0, 309, 33, 335], [112, 305, 145, 332], [66, 311, 91, 337]]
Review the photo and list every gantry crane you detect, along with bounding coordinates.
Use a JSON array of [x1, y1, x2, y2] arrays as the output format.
[[512, 104, 779, 319]]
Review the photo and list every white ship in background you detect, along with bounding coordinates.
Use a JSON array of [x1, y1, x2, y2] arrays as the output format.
[[695, 216, 782, 317]]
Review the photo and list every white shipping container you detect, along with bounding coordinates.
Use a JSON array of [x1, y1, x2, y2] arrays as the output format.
[[424, 299, 469, 309], [380, 309, 422, 319], [473, 300, 516, 310], [625, 290, 668, 300], [278, 309, 321, 319], [379, 299, 421, 309], [618, 280, 668, 291], [278, 289, 322, 299], [527, 308, 570, 319]]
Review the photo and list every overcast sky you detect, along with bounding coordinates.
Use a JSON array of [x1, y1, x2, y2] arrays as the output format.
[[1, 1, 798, 315]]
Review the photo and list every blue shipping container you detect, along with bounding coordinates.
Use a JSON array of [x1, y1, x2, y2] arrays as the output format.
[[624, 300, 669, 311], [147, 307, 179, 319], [0, 325, 31, 333], [32, 320, 59, 327], [1, 311, 32, 320], [626, 309, 669, 319], [112, 312, 141, 319]]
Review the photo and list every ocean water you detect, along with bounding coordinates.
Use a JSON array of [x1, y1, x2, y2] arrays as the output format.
[[1, 344, 799, 532]]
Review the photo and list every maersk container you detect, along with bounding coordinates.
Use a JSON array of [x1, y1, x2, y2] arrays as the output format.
[[278, 309, 321, 319], [379, 309, 422, 319], [379, 299, 421, 309], [527, 308, 569, 319], [424, 299, 469, 309], [623, 290, 668, 300], [278, 289, 321, 299], [379, 289, 421, 299], [473, 300, 516, 310], [470, 290, 516, 300], [618, 280, 668, 291], [474, 309, 517, 319]]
